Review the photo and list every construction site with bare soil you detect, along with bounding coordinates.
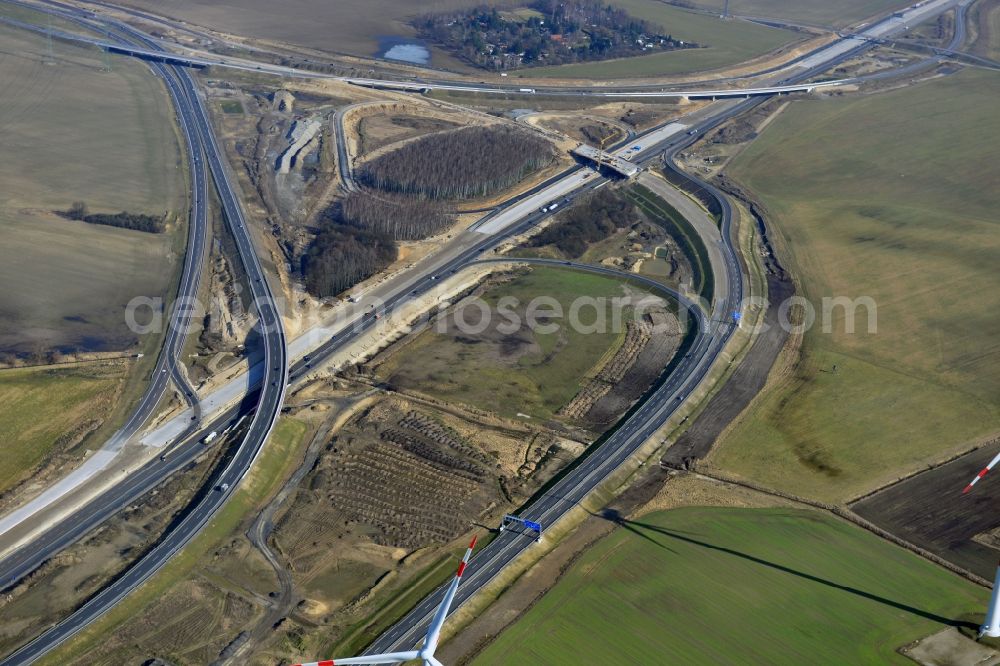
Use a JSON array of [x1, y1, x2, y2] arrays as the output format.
[[11, 250, 689, 663]]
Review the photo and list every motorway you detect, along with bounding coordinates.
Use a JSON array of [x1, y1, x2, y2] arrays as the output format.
[[362, 118, 743, 660], [0, 5, 289, 665], [0, 48, 213, 583], [0, 8, 837, 99], [0, 4, 210, 547], [363, 0, 967, 656], [0, 11, 845, 99], [0, 0, 966, 662]]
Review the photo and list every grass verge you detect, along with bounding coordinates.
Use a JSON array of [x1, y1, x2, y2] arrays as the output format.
[[376, 266, 658, 421], [525, 0, 797, 78], [681, 0, 909, 27], [627, 184, 714, 303], [0, 363, 127, 494]]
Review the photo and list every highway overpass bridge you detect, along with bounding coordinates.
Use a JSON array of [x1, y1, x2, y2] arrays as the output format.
[[0, 14, 842, 99], [572, 144, 640, 178], [106, 43, 208, 68]]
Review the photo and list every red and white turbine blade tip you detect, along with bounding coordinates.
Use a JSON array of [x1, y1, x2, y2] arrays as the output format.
[[962, 452, 1000, 494], [292, 661, 334, 666], [964, 468, 989, 494], [456, 535, 478, 578]]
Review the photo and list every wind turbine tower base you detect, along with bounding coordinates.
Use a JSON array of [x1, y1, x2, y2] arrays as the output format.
[[980, 562, 1000, 638]]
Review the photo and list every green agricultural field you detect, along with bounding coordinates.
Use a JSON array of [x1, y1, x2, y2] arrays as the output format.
[[0, 364, 126, 494], [711, 69, 1000, 502], [0, 22, 183, 355], [680, 0, 909, 27], [376, 267, 663, 421], [526, 0, 797, 78], [219, 99, 244, 114], [474, 507, 984, 665]]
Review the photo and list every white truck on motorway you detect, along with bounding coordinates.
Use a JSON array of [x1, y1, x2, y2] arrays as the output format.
[[519, 88, 536, 93], [348, 293, 362, 303], [203, 431, 218, 444]]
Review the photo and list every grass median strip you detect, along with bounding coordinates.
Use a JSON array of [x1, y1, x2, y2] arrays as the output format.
[[627, 184, 714, 303]]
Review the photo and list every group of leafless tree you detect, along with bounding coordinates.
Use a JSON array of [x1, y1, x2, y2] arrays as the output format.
[[414, 1, 692, 71], [301, 193, 452, 298], [530, 188, 636, 257], [302, 225, 397, 298], [337, 192, 450, 241], [358, 125, 555, 200], [302, 124, 555, 299]]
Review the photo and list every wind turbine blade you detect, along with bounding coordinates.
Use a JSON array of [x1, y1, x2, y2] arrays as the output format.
[[423, 535, 478, 653], [964, 451, 1000, 493], [292, 536, 478, 666], [292, 650, 420, 665]]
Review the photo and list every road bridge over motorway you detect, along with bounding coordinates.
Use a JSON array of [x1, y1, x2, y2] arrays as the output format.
[[1, 12, 841, 99], [572, 144, 640, 178]]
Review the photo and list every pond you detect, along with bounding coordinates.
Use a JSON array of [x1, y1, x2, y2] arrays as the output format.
[[376, 35, 431, 65]]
